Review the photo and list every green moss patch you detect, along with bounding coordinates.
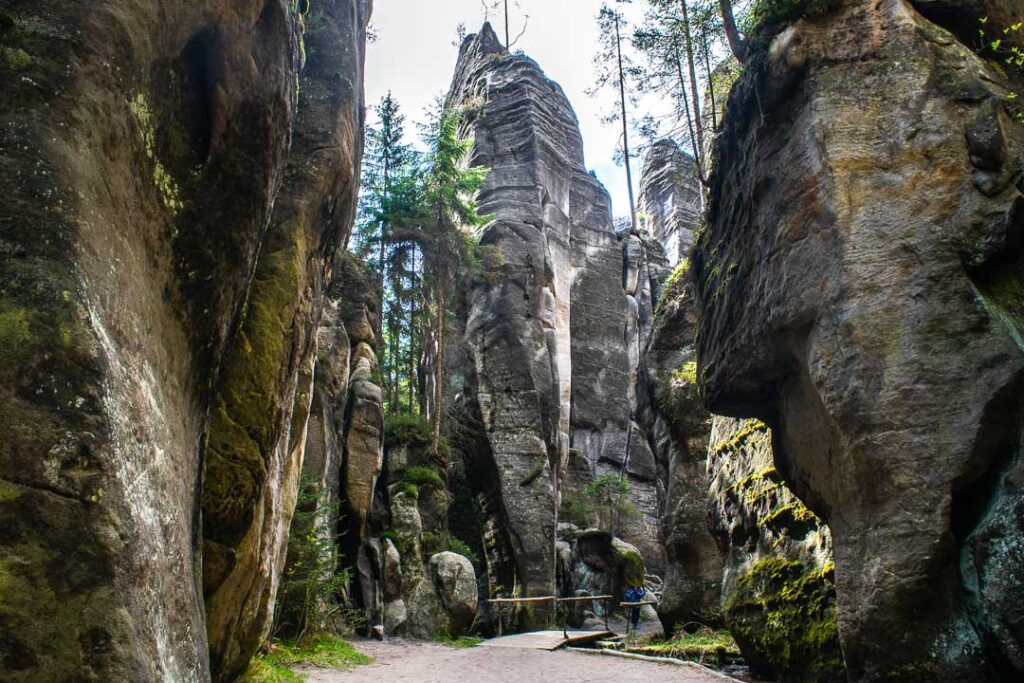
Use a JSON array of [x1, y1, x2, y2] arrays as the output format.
[[635, 629, 741, 665], [403, 465, 445, 490], [724, 557, 843, 682], [436, 634, 483, 648]]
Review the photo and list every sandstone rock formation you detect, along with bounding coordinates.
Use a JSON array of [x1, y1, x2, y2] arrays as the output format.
[[695, 1, 1024, 679], [707, 418, 841, 681], [639, 140, 702, 267], [644, 260, 724, 633], [278, 254, 383, 637], [446, 24, 673, 624], [0, 0, 369, 679]]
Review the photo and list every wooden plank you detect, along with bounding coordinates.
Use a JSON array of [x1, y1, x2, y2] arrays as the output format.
[[481, 630, 616, 651]]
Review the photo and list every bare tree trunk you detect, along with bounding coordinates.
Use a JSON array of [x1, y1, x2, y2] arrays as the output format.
[[614, 11, 637, 229], [701, 28, 718, 131], [432, 266, 447, 462], [678, 0, 705, 161], [504, 0, 510, 47], [719, 0, 747, 62], [672, 41, 706, 184]]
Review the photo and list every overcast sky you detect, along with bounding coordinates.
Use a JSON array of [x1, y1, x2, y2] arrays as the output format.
[[364, 0, 657, 220]]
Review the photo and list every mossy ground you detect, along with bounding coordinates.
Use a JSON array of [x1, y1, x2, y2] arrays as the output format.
[[435, 634, 483, 648], [632, 629, 741, 666], [239, 634, 372, 683]]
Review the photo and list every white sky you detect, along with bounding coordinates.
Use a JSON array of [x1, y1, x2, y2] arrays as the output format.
[[364, 0, 658, 220]]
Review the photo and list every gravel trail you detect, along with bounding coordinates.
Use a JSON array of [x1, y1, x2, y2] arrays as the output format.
[[302, 638, 737, 683]]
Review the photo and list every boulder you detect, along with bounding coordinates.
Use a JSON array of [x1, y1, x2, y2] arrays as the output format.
[[707, 418, 841, 681], [429, 552, 479, 634]]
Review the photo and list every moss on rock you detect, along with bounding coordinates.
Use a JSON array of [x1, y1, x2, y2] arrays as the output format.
[[724, 557, 844, 682]]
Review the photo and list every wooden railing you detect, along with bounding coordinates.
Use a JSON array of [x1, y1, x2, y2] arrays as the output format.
[[486, 595, 615, 638]]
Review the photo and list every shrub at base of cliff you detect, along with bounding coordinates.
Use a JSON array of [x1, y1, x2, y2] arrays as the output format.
[[724, 558, 843, 682], [277, 473, 349, 638]]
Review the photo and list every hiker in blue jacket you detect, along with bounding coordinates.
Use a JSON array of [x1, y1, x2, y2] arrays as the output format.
[[624, 584, 646, 630]]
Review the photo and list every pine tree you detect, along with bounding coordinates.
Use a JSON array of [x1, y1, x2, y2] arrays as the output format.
[[355, 94, 419, 411], [632, 0, 724, 176], [415, 102, 491, 462]]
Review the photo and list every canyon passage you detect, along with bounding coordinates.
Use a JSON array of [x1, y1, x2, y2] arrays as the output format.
[[1, 1, 1022, 682]]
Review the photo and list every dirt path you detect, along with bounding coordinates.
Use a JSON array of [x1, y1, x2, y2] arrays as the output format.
[[302, 638, 737, 683]]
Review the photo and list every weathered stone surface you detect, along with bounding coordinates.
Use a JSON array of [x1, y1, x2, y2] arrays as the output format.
[[448, 24, 576, 620], [644, 261, 723, 633], [639, 140, 702, 267], [448, 24, 669, 615], [429, 551, 479, 634], [0, 0, 368, 679], [201, 3, 370, 677], [695, 1, 1024, 679], [557, 530, 646, 626], [707, 417, 841, 681]]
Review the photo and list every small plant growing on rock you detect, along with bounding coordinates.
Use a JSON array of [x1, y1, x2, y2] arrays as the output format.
[[583, 473, 638, 536]]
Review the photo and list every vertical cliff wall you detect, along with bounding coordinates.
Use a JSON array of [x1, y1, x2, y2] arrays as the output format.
[[446, 24, 672, 614], [0, 0, 369, 680], [695, 0, 1024, 679], [637, 140, 725, 632]]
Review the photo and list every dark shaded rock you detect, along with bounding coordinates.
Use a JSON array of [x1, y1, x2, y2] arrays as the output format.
[[695, 2, 1024, 679], [644, 261, 724, 633], [707, 417, 841, 681]]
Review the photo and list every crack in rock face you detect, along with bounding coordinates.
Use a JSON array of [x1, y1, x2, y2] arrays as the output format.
[[695, 0, 1024, 680]]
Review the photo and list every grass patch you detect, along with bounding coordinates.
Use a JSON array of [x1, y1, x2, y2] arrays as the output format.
[[404, 465, 445, 490], [638, 629, 741, 659], [240, 634, 372, 682], [436, 634, 483, 648], [446, 536, 479, 564]]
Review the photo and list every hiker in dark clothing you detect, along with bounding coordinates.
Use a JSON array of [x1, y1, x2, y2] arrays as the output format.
[[624, 584, 646, 630]]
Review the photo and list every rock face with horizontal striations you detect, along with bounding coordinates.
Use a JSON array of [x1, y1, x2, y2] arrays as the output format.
[[707, 417, 841, 681], [639, 139, 702, 267], [446, 24, 674, 620], [695, 1, 1024, 679], [0, 0, 369, 680]]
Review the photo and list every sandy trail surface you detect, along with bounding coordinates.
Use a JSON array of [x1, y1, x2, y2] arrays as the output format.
[[301, 638, 735, 683]]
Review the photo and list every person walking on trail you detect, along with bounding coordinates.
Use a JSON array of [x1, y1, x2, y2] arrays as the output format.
[[625, 584, 646, 630]]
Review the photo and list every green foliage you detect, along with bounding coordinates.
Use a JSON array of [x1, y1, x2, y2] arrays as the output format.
[[240, 634, 373, 682], [381, 530, 404, 556], [436, 635, 483, 648], [638, 628, 741, 665], [276, 473, 349, 638], [725, 558, 843, 682], [384, 412, 433, 447], [403, 465, 445, 490], [385, 412, 452, 459], [979, 17, 1024, 124], [583, 474, 637, 535], [560, 496, 592, 528], [446, 537, 479, 564], [421, 530, 445, 557], [393, 480, 420, 499]]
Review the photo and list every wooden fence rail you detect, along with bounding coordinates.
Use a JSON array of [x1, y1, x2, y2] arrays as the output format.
[[486, 595, 617, 637]]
